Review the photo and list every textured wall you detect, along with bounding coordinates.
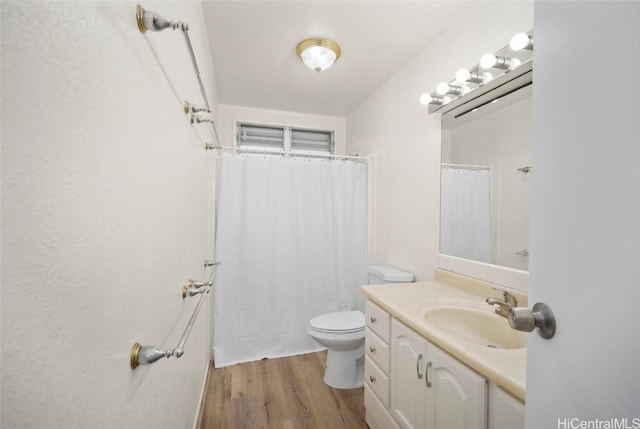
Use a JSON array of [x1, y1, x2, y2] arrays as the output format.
[[345, 2, 533, 281], [1, 1, 217, 428]]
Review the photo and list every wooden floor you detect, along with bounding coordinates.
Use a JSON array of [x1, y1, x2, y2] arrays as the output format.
[[196, 351, 366, 429]]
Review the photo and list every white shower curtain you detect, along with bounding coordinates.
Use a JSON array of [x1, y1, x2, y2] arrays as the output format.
[[212, 152, 368, 367], [440, 167, 492, 263]]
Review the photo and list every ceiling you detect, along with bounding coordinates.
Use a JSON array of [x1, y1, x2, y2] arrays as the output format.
[[202, 1, 474, 117]]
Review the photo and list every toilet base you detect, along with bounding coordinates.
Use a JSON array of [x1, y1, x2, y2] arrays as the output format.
[[322, 345, 365, 389]]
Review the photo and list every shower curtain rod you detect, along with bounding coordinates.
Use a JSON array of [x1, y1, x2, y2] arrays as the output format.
[[136, 4, 222, 148], [216, 146, 369, 162], [442, 163, 493, 170]]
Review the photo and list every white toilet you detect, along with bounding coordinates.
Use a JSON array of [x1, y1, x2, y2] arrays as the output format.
[[307, 264, 414, 389]]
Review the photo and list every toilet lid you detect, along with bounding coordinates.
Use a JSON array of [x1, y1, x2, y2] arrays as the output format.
[[310, 311, 365, 334]]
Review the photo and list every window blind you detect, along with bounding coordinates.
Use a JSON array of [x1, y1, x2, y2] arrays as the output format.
[[237, 123, 333, 155]]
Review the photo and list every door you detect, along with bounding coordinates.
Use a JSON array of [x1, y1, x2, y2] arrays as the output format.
[[528, 2, 640, 427], [390, 319, 428, 429], [425, 344, 487, 429]]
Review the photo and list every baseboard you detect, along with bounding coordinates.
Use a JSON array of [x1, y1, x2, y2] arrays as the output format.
[[192, 360, 213, 429]]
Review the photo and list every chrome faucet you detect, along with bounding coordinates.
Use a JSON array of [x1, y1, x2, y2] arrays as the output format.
[[486, 291, 518, 318]]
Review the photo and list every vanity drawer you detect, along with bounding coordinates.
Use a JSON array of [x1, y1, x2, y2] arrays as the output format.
[[365, 356, 390, 408], [366, 329, 390, 375], [366, 300, 390, 343]]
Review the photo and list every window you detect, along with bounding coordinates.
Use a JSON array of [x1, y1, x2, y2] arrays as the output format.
[[237, 122, 334, 156]]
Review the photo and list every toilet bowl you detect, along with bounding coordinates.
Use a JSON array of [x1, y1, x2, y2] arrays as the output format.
[[307, 264, 415, 390], [307, 310, 365, 389]]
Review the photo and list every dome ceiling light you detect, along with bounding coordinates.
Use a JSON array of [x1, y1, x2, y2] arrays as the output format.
[[296, 38, 341, 73]]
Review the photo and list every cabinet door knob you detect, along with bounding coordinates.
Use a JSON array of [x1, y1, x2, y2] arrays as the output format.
[[416, 353, 423, 379], [426, 361, 432, 387], [369, 346, 376, 353], [370, 316, 376, 323], [369, 375, 376, 384]]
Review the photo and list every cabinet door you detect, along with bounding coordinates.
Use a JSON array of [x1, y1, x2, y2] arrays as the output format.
[[390, 319, 428, 429], [488, 383, 524, 429], [426, 344, 487, 429]]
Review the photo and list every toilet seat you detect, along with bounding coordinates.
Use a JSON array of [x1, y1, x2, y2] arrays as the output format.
[[309, 311, 365, 334]]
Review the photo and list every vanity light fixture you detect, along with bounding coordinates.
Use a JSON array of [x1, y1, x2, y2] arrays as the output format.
[[455, 68, 493, 85], [419, 94, 451, 106], [480, 53, 517, 71], [422, 29, 533, 114], [296, 38, 341, 73], [436, 82, 468, 96], [510, 33, 534, 51]]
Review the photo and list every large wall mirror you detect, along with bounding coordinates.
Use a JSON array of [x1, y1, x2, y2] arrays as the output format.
[[438, 64, 532, 291]]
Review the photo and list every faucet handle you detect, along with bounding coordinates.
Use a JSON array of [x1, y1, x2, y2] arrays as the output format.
[[503, 291, 518, 307]]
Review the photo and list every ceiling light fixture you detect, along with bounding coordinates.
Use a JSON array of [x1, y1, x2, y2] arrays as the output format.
[[296, 38, 341, 73]]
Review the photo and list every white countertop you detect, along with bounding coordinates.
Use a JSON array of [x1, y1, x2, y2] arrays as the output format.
[[361, 277, 527, 401]]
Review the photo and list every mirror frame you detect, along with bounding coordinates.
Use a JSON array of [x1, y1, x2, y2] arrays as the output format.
[[437, 62, 532, 292]]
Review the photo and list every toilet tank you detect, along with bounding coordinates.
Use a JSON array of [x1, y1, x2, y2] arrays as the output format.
[[368, 264, 414, 284]]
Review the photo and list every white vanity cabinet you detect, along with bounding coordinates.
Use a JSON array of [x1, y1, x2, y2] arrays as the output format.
[[365, 299, 522, 429], [426, 343, 487, 429], [488, 383, 525, 429], [390, 318, 427, 428], [390, 318, 487, 429], [364, 300, 401, 429]]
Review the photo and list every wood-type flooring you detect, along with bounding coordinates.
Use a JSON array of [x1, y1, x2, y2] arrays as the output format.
[[196, 351, 366, 429]]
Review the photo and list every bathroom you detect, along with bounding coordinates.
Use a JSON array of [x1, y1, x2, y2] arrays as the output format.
[[1, 1, 639, 428]]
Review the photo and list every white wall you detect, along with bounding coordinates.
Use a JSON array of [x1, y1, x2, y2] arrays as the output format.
[[526, 2, 640, 426], [217, 104, 347, 155], [346, 2, 533, 281], [1, 2, 217, 428]]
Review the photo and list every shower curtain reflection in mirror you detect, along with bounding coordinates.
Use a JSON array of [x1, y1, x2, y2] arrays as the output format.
[[440, 167, 492, 264], [213, 152, 368, 367]]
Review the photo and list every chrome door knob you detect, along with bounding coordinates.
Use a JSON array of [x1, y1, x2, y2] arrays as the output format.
[[508, 302, 556, 339]]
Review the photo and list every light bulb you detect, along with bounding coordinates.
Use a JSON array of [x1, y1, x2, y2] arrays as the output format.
[[300, 46, 337, 73], [510, 33, 533, 51], [436, 82, 451, 95], [455, 68, 471, 83], [419, 94, 433, 105], [480, 53, 497, 69], [436, 82, 463, 96], [480, 53, 513, 70]]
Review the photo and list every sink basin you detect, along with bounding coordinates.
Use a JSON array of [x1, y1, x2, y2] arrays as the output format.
[[422, 302, 527, 350]]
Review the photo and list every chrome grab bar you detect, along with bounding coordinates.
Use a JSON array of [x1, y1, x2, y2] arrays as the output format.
[[131, 261, 221, 369]]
